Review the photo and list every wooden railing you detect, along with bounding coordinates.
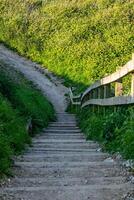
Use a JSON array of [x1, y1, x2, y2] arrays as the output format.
[[69, 54, 134, 108]]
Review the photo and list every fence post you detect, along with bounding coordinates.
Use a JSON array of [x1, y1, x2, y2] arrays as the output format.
[[115, 79, 123, 96], [131, 73, 134, 97], [104, 84, 111, 98], [131, 54, 134, 97]]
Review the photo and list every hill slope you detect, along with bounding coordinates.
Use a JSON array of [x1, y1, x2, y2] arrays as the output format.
[[0, 61, 54, 176], [0, 0, 134, 90]]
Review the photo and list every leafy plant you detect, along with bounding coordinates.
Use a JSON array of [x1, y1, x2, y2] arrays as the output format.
[[103, 110, 126, 141]]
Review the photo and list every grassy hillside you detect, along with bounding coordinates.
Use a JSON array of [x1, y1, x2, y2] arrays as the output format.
[[0, 0, 134, 91], [0, 61, 54, 176], [68, 106, 134, 159]]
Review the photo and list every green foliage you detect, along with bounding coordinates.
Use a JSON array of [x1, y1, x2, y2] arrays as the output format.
[[0, 94, 29, 176], [71, 105, 134, 159], [0, 136, 12, 176], [75, 108, 104, 142], [107, 107, 134, 159], [103, 110, 126, 141], [0, 0, 133, 90], [0, 62, 54, 132], [0, 95, 30, 152], [0, 62, 54, 176]]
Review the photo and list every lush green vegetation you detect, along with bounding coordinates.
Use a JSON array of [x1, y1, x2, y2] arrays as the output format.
[[69, 105, 134, 159], [0, 0, 133, 91], [0, 61, 54, 176]]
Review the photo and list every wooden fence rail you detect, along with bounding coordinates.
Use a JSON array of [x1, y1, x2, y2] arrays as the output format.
[[69, 54, 134, 108]]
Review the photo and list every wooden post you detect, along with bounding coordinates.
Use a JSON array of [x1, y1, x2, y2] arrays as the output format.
[[87, 94, 89, 101], [131, 54, 134, 97], [115, 79, 123, 96], [93, 105, 95, 113], [92, 90, 96, 99], [91, 90, 94, 99], [98, 87, 101, 99], [104, 84, 111, 98], [131, 73, 134, 97]]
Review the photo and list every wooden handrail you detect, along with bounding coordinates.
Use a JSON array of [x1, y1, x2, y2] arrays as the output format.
[[69, 88, 81, 105], [81, 57, 134, 100], [70, 54, 134, 108]]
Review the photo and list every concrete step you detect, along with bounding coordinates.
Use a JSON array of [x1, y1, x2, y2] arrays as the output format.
[[1, 186, 132, 200], [56, 119, 76, 122], [7, 176, 127, 188], [23, 150, 105, 156], [28, 144, 99, 150], [2, 182, 130, 192], [56, 112, 75, 115], [57, 115, 76, 118], [14, 161, 117, 169], [41, 132, 83, 136], [49, 122, 77, 125], [17, 154, 108, 162], [47, 125, 79, 129], [26, 148, 99, 153], [37, 134, 85, 139], [44, 129, 81, 133], [31, 143, 99, 149], [12, 165, 122, 178], [32, 139, 96, 144], [49, 124, 77, 128]]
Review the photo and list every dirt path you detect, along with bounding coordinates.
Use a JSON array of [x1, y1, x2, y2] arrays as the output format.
[[0, 45, 133, 200], [0, 44, 68, 112]]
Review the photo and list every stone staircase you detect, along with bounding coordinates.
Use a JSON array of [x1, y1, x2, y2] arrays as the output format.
[[0, 113, 132, 200]]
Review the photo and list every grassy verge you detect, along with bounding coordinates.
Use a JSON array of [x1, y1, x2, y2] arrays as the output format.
[[0, 0, 133, 91], [68, 105, 134, 160], [0, 61, 55, 177]]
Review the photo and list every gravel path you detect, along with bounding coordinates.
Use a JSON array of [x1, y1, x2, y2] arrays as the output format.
[[0, 44, 68, 112], [0, 45, 133, 200]]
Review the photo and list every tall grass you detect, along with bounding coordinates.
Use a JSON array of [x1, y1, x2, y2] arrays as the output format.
[[0, 61, 55, 176], [0, 0, 133, 90], [69, 105, 134, 159]]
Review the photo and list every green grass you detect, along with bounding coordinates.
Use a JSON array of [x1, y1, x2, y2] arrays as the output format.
[[0, 61, 55, 176], [0, 0, 133, 91], [68, 105, 134, 159]]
